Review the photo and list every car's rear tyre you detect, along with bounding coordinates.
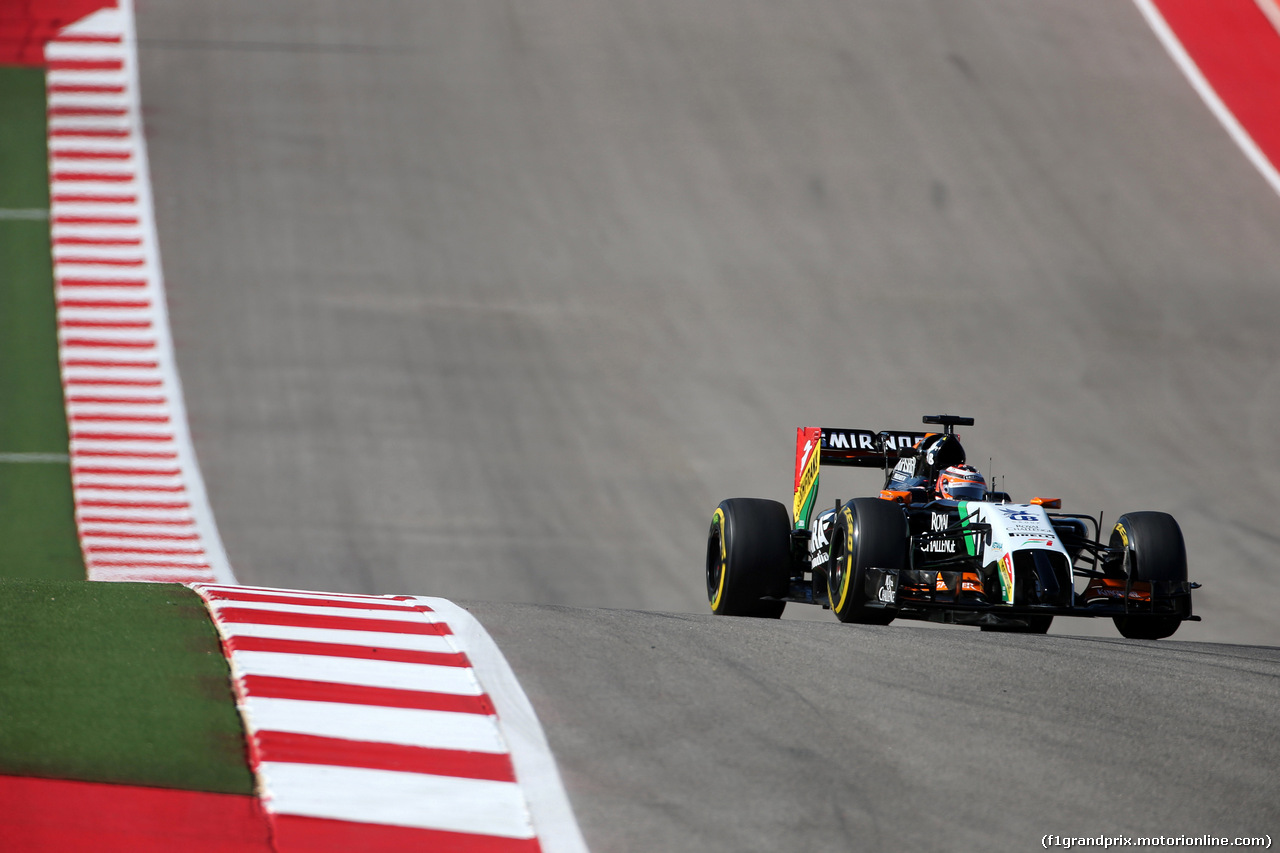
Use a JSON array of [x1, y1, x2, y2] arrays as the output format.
[[1108, 511, 1187, 641], [706, 498, 789, 618], [828, 498, 905, 625]]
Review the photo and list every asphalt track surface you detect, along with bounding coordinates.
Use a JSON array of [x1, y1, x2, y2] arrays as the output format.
[[134, 1, 1280, 848]]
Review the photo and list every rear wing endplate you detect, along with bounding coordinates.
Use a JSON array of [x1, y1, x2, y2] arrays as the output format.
[[793, 427, 932, 529]]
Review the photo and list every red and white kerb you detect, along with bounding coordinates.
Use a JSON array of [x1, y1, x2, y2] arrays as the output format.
[[190, 585, 588, 852], [39, 4, 588, 849], [46, 3, 232, 584]]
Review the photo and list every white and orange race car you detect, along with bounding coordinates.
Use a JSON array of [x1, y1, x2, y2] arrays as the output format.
[[706, 415, 1198, 639]]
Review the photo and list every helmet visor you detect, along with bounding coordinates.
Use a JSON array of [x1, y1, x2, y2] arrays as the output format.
[[946, 482, 986, 501]]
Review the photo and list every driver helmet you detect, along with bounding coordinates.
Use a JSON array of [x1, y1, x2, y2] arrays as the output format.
[[936, 464, 986, 501]]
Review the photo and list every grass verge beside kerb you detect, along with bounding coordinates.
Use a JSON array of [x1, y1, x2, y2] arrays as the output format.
[[0, 66, 84, 581], [0, 580, 255, 794]]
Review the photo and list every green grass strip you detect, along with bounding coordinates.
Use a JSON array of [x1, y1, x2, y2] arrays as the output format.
[[0, 580, 255, 794], [0, 67, 53, 208], [0, 66, 85, 581]]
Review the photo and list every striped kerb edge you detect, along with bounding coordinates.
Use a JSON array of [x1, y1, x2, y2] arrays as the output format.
[[37, 5, 589, 848], [190, 585, 589, 853], [46, 2, 234, 584]]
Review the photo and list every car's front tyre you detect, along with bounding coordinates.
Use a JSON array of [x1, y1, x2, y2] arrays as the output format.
[[1108, 511, 1188, 640]]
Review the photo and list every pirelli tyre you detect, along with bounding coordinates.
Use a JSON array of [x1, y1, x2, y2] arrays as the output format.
[[828, 498, 906, 625], [706, 498, 789, 618], [1108, 511, 1188, 641]]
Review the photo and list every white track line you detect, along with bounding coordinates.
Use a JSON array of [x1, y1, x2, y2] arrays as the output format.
[[0, 453, 71, 463], [424, 597, 590, 853], [1132, 0, 1280, 199], [1256, 0, 1280, 37], [0, 208, 50, 219]]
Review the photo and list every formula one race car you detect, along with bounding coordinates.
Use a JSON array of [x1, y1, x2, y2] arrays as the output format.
[[706, 415, 1199, 639]]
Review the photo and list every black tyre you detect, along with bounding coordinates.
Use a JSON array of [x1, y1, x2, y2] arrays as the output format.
[[1108, 511, 1188, 640], [827, 498, 906, 625], [706, 498, 790, 618]]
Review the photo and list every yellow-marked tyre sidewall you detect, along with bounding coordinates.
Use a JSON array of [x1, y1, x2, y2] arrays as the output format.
[[709, 508, 728, 613], [706, 498, 790, 618], [829, 507, 855, 614], [828, 498, 901, 625], [1107, 511, 1188, 640]]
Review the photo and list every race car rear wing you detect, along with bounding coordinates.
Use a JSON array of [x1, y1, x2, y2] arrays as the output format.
[[793, 427, 932, 529], [816, 428, 932, 466]]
